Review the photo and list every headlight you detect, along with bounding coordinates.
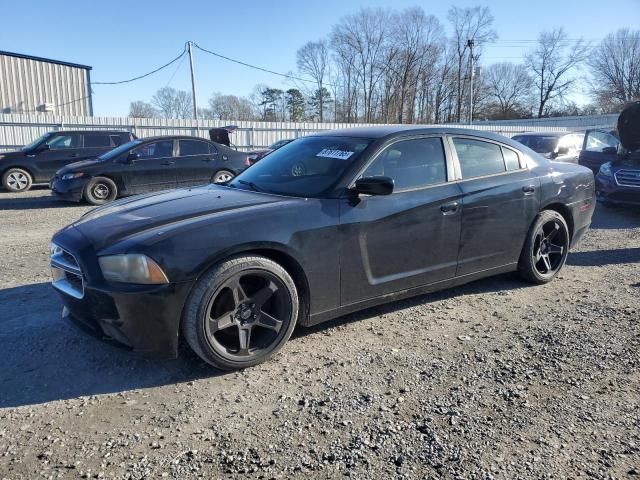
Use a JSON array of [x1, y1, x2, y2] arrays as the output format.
[[61, 172, 84, 180], [599, 162, 612, 177], [98, 254, 169, 284]]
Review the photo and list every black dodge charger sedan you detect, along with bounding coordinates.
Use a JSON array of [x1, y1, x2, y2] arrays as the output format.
[[51, 135, 251, 205], [50, 127, 595, 370]]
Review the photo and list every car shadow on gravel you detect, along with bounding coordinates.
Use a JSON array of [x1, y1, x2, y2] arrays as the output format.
[[0, 282, 220, 408], [568, 247, 640, 267], [591, 204, 640, 230], [0, 191, 84, 210]]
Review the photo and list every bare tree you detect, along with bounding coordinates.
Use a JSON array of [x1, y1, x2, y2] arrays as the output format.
[[525, 28, 590, 117], [296, 40, 330, 122], [447, 6, 497, 122], [151, 87, 192, 119], [484, 63, 533, 117], [208, 92, 257, 120], [589, 29, 640, 110], [129, 101, 158, 118]]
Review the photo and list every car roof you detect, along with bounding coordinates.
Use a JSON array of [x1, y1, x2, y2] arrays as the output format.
[[134, 135, 213, 143], [511, 131, 574, 138], [51, 130, 132, 135]]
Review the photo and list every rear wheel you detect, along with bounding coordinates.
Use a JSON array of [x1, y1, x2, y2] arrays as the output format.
[[213, 170, 234, 184], [183, 255, 299, 370], [518, 210, 570, 284], [83, 177, 118, 205], [2, 168, 33, 192]]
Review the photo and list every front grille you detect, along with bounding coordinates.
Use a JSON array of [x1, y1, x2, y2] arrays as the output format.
[[615, 169, 640, 188], [50, 244, 85, 299]]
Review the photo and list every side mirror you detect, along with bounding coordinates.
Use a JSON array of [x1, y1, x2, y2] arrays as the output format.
[[602, 146, 617, 154], [124, 151, 140, 163], [556, 146, 570, 155], [32, 143, 50, 154], [352, 176, 394, 196]]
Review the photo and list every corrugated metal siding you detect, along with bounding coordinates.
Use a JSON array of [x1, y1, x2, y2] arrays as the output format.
[[0, 113, 613, 153], [0, 55, 90, 116]]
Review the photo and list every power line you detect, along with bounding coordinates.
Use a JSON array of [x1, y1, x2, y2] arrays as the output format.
[[164, 51, 187, 88], [193, 42, 320, 86], [93, 48, 187, 85]]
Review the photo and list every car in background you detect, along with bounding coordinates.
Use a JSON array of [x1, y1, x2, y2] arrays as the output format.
[[247, 139, 294, 164], [50, 126, 595, 370], [595, 153, 640, 207], [578, 129, 620, 173], [0, 130, 135, 192], [511, 132, 584, 163], [51, 136, 252, 205]]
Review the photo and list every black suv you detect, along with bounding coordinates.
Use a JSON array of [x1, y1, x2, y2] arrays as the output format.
[[0, 130, 135, 192]]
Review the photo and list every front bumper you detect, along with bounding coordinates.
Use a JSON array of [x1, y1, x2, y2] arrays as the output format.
[[595, 174, 640, 206], [55, 279, 194, 358], [50, 177, 86, 202]]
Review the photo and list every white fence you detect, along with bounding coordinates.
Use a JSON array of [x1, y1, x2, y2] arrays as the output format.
[[0, 113, 618, 153]]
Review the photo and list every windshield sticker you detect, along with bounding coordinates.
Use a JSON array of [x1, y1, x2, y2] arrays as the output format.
[[316, 148, 354, 160]]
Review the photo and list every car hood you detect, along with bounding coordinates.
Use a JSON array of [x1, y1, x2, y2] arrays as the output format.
[[68, 185, 289, 251], [0, 149, 26, 160], [56, 158, 102, 174]]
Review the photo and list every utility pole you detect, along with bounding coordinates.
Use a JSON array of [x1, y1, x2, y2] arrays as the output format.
[[467, 39, 475, 124], [187, 41, 199, 122]]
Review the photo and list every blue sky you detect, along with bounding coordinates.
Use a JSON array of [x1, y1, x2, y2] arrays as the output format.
[[1, 0, 638, 116]]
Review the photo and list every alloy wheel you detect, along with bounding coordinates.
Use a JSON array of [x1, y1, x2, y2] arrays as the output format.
[[92, 183, 111, 200], [7, 172, 29, 191], [533, 219, 568, 275], [214, 171, 233, 183], [203, 269, 293, 359]]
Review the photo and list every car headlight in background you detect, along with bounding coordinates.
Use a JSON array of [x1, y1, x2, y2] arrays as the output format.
[[61, 172, 84, 180], [98, 254, 169, 284], [599, 162, 612, 177]]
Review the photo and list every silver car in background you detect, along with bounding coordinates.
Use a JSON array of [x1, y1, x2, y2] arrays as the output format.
[[512, 132, 585, 163]]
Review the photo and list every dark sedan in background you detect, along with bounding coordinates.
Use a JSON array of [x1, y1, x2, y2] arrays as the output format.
[[51, 135, 252, 205], [512, 131, 584, 163], [51, 127, 595, 370], [0, 130, 134, 192]]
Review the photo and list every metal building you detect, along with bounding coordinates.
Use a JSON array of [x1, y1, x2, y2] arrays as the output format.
[[0, 50, 92, 117]]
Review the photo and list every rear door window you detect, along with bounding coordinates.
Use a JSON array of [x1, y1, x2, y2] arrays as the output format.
[[83, 134, 113, 148], [501, 147, 521, 171], [178, 140, 210, 156], [453, 138, 506, 179]]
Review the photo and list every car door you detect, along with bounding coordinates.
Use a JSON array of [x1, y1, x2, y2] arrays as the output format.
[[120, 140, 177, 194], [32, 132, 82, 180], [176, 139, 218, 187], [579, 129, 620, 173], [339, 136, 463, 306], [450, 136, 540, 277]]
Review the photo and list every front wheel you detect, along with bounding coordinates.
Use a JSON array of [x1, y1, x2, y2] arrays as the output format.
[[517, 210, 570, 284], [182, 255, 299, 370], [83, 177, 118, 205], [212, 170, 234, 184], [2, 168, 33, 192]]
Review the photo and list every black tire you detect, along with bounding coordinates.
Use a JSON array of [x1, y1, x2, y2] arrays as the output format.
[[83, 177, 118, 205], [183, 255, 299, 370], [2, 168, 33, 192], [212, 170, 235, 184], [518, 210, 570, 284]]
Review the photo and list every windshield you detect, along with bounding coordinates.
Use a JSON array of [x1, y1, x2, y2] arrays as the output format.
[[22, 133, 52, 151], [229, 136, 372, 197], [512, 135, 559, 154], [97, 139, 142, 161]]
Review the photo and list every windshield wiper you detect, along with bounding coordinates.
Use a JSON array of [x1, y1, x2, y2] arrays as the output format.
[[237, 180, 264, 192]]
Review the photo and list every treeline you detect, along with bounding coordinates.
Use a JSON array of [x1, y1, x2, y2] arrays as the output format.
[[129, 6, 640, 123]]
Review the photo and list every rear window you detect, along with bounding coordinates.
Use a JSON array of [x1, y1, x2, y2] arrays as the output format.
[[179, 140, 211, 156], [84, 134, 113, 148]]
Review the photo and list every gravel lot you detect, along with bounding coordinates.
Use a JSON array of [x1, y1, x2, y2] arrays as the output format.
[[0, 187, 639, 479]]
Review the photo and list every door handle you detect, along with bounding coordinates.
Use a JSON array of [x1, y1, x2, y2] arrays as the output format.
[[440, 202, 459, 214], [201, 157, 214, 162], [161, 161, 175, 166], [522, 185, 536, 193], [70, 153, 79, 157]]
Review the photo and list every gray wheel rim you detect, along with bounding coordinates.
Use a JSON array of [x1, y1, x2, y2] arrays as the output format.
[[214, 172, 233, 183], [203, 269, 293, 361], [92, 183, 110, 200], [7, 172, 28, 190]]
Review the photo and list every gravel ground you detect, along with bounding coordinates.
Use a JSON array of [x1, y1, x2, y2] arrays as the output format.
[[0, 187, 639, 479]]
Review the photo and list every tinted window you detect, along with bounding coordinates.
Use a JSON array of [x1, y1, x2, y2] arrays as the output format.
[[84, 134, 113, 148], [229, 136, 372, 197], [46, 134, 80, 149], [512, 135, 559, 154], [585, 131, 619, 152], [98, 140, 141, 161], [453, 138, 506, 179], [179, 140, 210, 156], [361, 138, 447, 190], [133, 141, 174, 160], [502, 147, 521, 171], [109, 135, 124, 146]]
